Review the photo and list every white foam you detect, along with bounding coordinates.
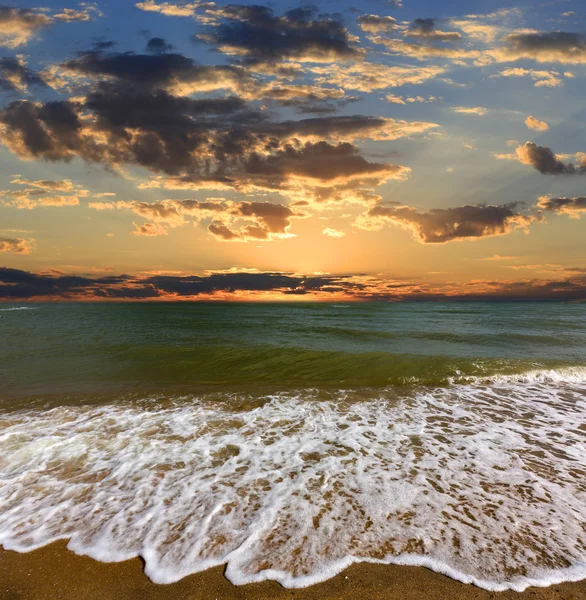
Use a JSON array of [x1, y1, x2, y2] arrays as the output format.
[[0, 381, 585, 591], [472, 366, 586, 385], [0, 306, 35, 312]]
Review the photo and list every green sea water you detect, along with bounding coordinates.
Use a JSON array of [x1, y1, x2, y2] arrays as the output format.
[[1, 301, 585, 401], [0, 301, 585, 591]]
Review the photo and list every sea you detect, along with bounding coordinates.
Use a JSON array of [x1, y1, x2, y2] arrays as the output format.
[[0, 301, 585, 591]]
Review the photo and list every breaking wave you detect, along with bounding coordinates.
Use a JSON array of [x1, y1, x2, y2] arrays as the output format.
[[1, 377, 585, 591]]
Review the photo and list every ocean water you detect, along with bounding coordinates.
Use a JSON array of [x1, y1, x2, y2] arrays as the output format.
[[0, 301, 585, 591]]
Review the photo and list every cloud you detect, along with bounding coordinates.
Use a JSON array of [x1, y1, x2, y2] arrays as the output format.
[[207, 201, 303, 242], [371, 36, 481, 61], [361, 202, 536, 243], [134, 1, 199, 17], [89, 200, 186, 225], [246, 82, 349, 114], [451, 106, 488, 116], [0, 266, 364, 300], [146, 37, 174, 53], [322, 227, 345, 237], [4, 194, 80, 209], [496, 31, 586, 64], [132, 222, 168, 236], [0, 90, 425, 200], [2, 266, 586, 301], [0, 43, 435, 208], [0, 175, 85, 208], [0, 236, 33, 254], [482, 254, 518, 261], [198, 5, 363, 64], [0, 56, 47, 93], [386, 94, 438, 104], [53, 5, 101, 22], [525, 116, 549, 131], [537, 196, 586, 218], [89, 198, 306, 241], [405, 18, 462, 42], [208, 222, 241, 241], [10, 176, 77, 191], [0, 5, 100, 48], [310, 63, 445, 92], [514, 142, 586, 174], [237, 141, 408, 185], [449, 17, 503, 44], [0, 87, 251, 175], [357, 15, 398, 34], [0, 6, 52, 47], [494, 67, 566, 88], [57, 49, 246, 95]]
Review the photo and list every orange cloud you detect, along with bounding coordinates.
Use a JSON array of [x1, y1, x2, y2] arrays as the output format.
[[0, 236, 34, 254]]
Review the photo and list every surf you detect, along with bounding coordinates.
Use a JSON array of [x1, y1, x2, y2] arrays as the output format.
[[1, 379, 584, 591]]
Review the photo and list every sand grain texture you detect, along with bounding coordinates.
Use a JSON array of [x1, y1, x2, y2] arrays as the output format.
[[1, 544, 585, 600]]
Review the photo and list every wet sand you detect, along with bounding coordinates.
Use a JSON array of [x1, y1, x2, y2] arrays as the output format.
[[1, 543, 584, 600]]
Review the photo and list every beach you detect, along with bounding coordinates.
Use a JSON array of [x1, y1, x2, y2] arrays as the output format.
[[2, 543, 585, 600], [1, 302, 585, 596]]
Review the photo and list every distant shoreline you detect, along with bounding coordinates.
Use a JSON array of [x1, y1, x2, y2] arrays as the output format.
[[1, 543, 584, 600]]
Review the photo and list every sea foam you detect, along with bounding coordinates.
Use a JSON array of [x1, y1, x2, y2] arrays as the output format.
[[0, 378, 585, 591]]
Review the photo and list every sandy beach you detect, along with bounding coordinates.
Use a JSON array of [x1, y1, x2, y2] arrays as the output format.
[[1, 543, 585, 600]]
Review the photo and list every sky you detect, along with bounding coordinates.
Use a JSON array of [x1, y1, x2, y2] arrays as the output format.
[[0, 0, 585, 301]]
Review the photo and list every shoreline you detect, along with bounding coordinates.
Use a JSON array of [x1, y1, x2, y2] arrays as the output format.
[[1, 543, 584, 600]]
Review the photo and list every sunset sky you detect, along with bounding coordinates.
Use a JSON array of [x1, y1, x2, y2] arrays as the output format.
[[0, 0, 585, 300]]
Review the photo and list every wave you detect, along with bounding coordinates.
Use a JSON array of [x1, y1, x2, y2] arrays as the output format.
[[108, 343, 586, 389], [302, 326, 572, 346], [472, 365, 586, 385], [0, 306, 35, 312], [1, 382, 585, 591]]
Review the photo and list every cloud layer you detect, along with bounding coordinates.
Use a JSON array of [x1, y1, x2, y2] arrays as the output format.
[[1, 266, 585, 301], [362, 203, 536, 243]]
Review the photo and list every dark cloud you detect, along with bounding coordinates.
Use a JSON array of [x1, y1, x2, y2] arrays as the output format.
[[0, 90, 409, 191], [258, 84, 350, 115], [0, 99, 81, 161], [0, 56, 47, 93], [0, 267, 135, 298], [146, 37, 174, 53], [92, 39, 116, 51], [59, 49, 246, 92], [236, 201, 298, 232], [87, 81, 249, 123], [208, 222, 241, 241], [0, 86, 257, 175], [500, 31, 586, 64], [238, 141, 404, 187], [0, 41, 428, 200], [537, 196, 586, 217], [2, 266, 586, 301], [515, 142, 586, 175], [253, 115, 399, 140], [409, 18, 435, 35], [199, 5, 363, 64], [207, 201, 304, 240], [0, 267, 355, 299], [405, 18, 461, 42], [365, 203, 536, 243]]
